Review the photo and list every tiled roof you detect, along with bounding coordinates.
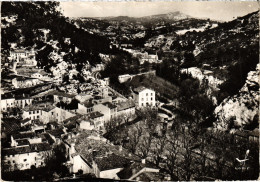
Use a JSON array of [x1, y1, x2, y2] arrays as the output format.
[[50, 90, 76, 98], [133, 86, 148, 93], [12, 132, 36, 140], [94, 153, 131, 171], [103, 102, 117, 109], [15, 94, 31, 100], [82, 100, 94, 108], [16, 76, 36, 81], [23, 102, 55, 112], [2, 118, 21, 135], [64, 132, 140, 171], [117, 100, 135, 112], [117, 161, 158, 180], [16, 139, 30, 146], [2, 142, 51, 156], [1, 94, 15, 100], [39, 133, 55, 145], [47, 128, 65, 138], [20, 118, 31, 124], [88, 111, 104, 119], [63, 115, 82, 125]]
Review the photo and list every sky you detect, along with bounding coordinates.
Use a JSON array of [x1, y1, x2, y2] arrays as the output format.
[[60, 1, 259, 21]]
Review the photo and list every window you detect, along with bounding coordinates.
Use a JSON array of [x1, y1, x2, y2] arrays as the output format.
[[37, 116, 39, 119], [151, 97, 153, 101], [141, 98, 144, 101], [151, 93, 153, 96], [37, 110, 39, 114], [146, 93, 148, 96], [24, 159, 27, 162], [141, 103, 144, 106]]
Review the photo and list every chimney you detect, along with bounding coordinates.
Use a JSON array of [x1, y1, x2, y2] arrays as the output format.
[[141, 159, 145, 164]]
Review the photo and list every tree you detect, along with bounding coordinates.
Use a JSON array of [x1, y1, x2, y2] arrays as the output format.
[[128, 124, 143, 154], [138, 131, 153, 159], [163, 131, 181, 181], [151, 135, 167, 167]]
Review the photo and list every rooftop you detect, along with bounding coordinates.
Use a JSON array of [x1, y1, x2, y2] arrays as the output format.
[[47, 128, 65, 138], [82, 100, 94, 108], [12, 132, 36, 140], [88, 111, 104, 119], [103, 102, 117, 109], [2, 142, 52, 156], [94, 153, 131, 171], [2, 118, 21, 135], [133, 86, 153, 93], [48, 90, 76, 98], [117, 100, 135, 112], [23, 102, 55, 112], [64, 131, 139, 166], [16, 139, 30, 146], [117, 161, 159, 180]]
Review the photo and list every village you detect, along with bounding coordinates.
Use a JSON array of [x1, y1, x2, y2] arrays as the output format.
[[1, 2, 259, 181], [1, 44, 175, 180]]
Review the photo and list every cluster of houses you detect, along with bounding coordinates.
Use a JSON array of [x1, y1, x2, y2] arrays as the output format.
[[9, 49, 37, 67], [1, 57, 157, 179], [122, 48, 161, 65]]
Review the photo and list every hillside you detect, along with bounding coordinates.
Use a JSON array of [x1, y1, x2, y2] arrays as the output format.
[[214, 63, 259, 131], [1, 2, 112, 77]]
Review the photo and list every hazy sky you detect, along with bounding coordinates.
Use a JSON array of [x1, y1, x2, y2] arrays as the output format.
[[60, 1, 259, 21]]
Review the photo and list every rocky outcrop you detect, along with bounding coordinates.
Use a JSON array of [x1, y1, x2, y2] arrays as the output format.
[[214, 64, 259, 130]]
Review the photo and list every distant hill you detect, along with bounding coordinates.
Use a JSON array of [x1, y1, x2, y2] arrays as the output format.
[[142, 11, 191, 20], [94, 11, 193, 24]]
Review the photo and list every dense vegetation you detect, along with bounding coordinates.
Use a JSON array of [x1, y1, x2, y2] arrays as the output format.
[[1, 2, 112, 73]]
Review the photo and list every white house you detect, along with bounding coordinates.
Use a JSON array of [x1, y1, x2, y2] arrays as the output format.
[[12, 77, 42, 88], [1, 97, 15, 111], [78, 120, 95, 131], [1, 94, 33, 111], [52, 91, 76, 104], [77, 100, 94, 115], [118, 74, 132, 83], [22, 103, 75, 124], [88, 111, 105, 130], [132, 86, 156, 107], [9, 49, 37, 66], [139, 53, 159, 64], [93, 102, 117, 122], [2, 143, 52, 172]]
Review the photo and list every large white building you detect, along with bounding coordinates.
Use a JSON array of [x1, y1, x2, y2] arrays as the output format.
[[22, 103, 75, 124], [132, 86, 156, 107], [2, 142, 52, 172], [1, 94, 33, 111], [9, 49, 37, 66]]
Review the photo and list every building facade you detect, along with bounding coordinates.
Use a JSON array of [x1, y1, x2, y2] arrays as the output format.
[[133, 87, 156, 107]]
